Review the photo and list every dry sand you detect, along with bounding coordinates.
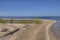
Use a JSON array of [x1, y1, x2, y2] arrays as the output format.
[[0, 20, 57, 40]]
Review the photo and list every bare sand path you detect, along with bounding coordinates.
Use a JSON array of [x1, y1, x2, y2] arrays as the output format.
[[32, 20, 56, 40]]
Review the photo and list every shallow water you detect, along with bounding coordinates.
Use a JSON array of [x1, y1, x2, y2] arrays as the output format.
[[52, 20, 60, 39]]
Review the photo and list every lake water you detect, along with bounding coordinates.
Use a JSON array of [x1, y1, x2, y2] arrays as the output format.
[[54, 20, 60, 38]]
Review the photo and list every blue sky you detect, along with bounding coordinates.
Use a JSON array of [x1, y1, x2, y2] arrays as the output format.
[[0, 0, 60, 16]]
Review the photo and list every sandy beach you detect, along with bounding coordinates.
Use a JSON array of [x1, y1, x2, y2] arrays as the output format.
[[0, 19, 57, 40]]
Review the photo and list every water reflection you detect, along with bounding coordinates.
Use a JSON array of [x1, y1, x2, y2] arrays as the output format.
[[53, 20, 60, 38]]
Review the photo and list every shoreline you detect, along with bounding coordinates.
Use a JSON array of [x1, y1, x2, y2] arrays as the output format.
[[46, 20, 56, 40]]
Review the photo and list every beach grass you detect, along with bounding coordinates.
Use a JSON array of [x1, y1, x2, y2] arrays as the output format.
[[0, 18, 42, 24]]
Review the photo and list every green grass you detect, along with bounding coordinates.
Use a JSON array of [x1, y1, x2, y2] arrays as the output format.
[[0, 19, 42, 24]]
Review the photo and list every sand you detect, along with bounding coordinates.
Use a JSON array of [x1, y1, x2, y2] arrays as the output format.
[[0, 19, 57, 40]]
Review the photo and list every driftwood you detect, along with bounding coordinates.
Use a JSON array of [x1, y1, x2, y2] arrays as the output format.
[[1, 28, 9, 32], [0, 28, 20, 38]]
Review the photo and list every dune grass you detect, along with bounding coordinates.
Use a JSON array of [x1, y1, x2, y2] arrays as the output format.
[[0, 18, 42, 24]]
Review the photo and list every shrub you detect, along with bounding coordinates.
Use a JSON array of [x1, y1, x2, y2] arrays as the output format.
[[33, 19, 42, 24], [0, 19, 5, 23]]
